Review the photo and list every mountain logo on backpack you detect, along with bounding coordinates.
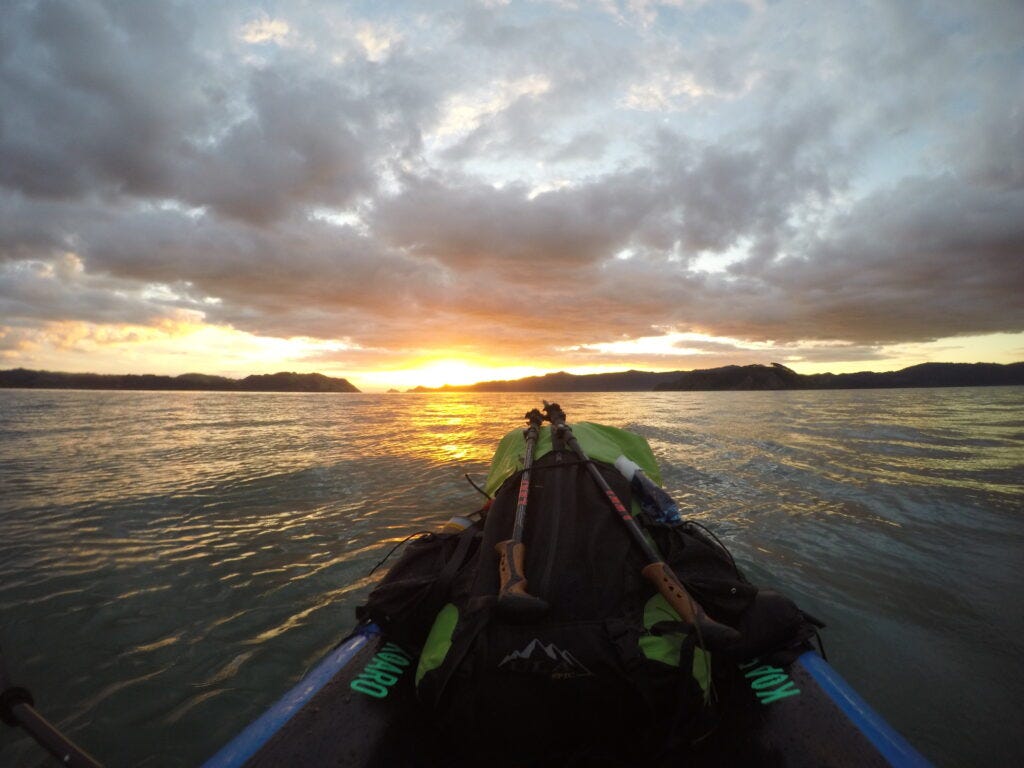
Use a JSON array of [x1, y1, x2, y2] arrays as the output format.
[[498, 638, 594, 679]]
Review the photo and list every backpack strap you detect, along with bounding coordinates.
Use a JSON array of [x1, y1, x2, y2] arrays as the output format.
[[423, 526, 480, 609]]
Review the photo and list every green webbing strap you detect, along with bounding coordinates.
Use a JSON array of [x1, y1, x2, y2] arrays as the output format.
[[638, 594, 712, 699]]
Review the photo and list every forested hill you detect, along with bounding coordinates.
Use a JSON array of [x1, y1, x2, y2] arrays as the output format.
[[4, 363, 1020, 394], [0, 369, 360, 393], [653, 362, 1024, 390], [409, 362, 1024, 392]]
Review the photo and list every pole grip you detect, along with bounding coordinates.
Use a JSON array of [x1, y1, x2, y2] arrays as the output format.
[[641, 562, 741, 650], [496, 540, 529, 596], [495, 540, 548, 620]]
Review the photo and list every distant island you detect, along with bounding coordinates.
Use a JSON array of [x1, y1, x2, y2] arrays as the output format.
[[407, 362, 1024, 393], [0, 369, 360, 393]]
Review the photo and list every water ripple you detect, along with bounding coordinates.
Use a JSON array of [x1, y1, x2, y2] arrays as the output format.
[[1, 388, 1022, 766]]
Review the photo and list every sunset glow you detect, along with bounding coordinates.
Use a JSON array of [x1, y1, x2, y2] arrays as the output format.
[[358, 359, 543, 391], [1, 1, 1021, 391]]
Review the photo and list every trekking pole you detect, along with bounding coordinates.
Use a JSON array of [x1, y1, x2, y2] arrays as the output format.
[[541, 402, 740, 651], [0, 645, 103, 768], [494, 409, 550, 621]]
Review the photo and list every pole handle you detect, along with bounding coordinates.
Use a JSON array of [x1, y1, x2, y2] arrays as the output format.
[[495, 540, 549, 621], [641, 562, 741, 650]]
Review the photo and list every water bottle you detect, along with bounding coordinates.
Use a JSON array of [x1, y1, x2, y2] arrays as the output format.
[[613, 455, 683, 525]]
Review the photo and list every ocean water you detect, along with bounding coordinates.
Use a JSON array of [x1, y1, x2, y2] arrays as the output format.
[[0, 388, 1022, 767]]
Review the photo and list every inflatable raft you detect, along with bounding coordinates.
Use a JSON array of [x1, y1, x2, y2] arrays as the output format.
[[203, 620, 931, 767], [203, 411, 932, 768]]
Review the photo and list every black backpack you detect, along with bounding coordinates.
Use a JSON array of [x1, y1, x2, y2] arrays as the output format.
[[359, 450, 820, 765]]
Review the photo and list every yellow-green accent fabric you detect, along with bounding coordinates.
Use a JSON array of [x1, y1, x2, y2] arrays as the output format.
[[693, 647, 712, 702], [483, 422, 662, 497], [415, 603, 459, 686], [638, 594, 712, 699], [639, 594, 686, 666]]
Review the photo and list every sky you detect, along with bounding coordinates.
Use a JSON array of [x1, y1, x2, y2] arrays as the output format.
[[1, 0, 1022, 392]]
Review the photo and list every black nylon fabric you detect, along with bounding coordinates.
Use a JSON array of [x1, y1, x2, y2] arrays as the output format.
[[479, 450, 647, 619], [645, 521, 824, 663], [357, 526, 482, 654], [380, 448, 825, 765], [417, 452, 715, 763]]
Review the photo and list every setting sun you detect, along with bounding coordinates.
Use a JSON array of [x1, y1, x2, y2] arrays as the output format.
[[359, 358, 545, 391]]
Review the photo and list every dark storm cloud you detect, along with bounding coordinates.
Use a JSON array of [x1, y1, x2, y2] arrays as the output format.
[[555, 339, 890, 369], [376, 99, 843, 275], [0, 252, 192, 326], [179, 66, 378, 223], [372, 170, 658, 270], [0, 0, 414, 224], [949, 104, 1024, 191], [1, 0, 1022, 369], [546, 131, 611, 164], [0, 196, 454, 340], [0, 0, 204, 199], [746, 177, 1024, 343], [438, 7, 640, 164], [650, 104, 842, 257], [587, 182, 1024, 348]]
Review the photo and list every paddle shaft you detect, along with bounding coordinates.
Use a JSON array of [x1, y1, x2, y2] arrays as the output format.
[[1, 648, 103, 768], [6, 702, 102, 768]]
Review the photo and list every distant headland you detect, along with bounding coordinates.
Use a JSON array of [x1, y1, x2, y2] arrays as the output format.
[[3, 362, 1022, 394], [0, 369, 360, 393], [405, 362, 1024, 393]]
